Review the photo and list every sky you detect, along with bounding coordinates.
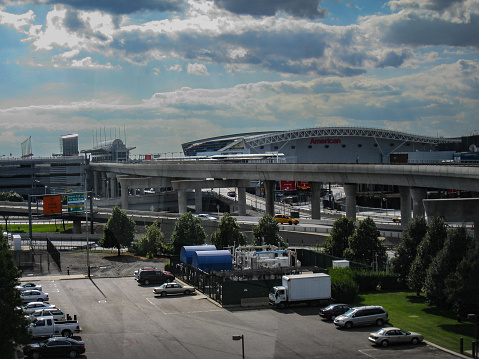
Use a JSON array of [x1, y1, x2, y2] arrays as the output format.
[[0, 0, 478, 158]]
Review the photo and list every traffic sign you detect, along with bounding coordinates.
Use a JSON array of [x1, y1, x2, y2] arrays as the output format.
[[67, 193, 85, 212]]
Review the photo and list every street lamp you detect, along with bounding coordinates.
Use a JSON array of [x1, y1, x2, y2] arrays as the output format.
[[232, 335, 244, 359]]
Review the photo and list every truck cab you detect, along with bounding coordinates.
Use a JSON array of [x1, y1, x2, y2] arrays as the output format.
[[269, 286, 287, 307]]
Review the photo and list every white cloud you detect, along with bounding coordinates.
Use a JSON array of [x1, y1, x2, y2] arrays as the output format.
[[167, 64, 182, 71], [187, 62, 209, 76], [0, 9, 34, 33]]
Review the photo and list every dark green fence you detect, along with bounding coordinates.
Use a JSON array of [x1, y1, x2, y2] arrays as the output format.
[[296, 248, 369, 270], [222, 279, 281, 306]]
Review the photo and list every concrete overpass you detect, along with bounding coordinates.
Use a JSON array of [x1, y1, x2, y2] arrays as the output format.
[[89, 162, 479, 231]]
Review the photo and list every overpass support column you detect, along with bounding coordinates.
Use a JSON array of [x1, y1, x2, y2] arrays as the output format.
[[93, 171, 99, 197], [118, 178, 129, 210], [310, 182, 322, 220], [111, 177, 118, 197], [238, 186, 246, 216], [178, 189, 187, 214], [195, 187, 202, 214], [264, 180, 275, 216], [411, 187, 427, 219], [101, 172, 107, 197], [72, 219, 82, 234], [399, 186, 412, 228], [344, 183, 357, 220]]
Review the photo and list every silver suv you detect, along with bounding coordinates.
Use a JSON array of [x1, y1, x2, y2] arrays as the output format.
[[334, 305, 388, 329]]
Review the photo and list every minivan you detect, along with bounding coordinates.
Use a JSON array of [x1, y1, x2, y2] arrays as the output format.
[[333, 305, 388, 329]]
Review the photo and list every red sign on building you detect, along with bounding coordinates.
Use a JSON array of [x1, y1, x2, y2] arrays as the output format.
[[280, 181, 296, 191], [144, 154, 152, 160], [297, 181, 310, 189]]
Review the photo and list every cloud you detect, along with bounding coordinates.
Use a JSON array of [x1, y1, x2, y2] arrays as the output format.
[[167, 64, 182, 71], [0, 0, 186, 15], [0, 9, 34, 33], [213, 0, 327, 19]]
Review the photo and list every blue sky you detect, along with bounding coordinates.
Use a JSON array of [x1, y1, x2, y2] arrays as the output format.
[[0, 0, 478, 157]]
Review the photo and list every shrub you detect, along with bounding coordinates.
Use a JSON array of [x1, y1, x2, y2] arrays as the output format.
[[329, 267, 359, 303]]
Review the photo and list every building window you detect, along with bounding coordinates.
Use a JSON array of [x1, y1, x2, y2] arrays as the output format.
[[358, 144, 362, 148], [342, 144, 346, 148], [390, 143, 394, 146], [291, 146, 295, 149], [325, 145, 329, 148], [260, 146, 264, 149], [308, 145, 312, 149], [274, 146, 278, 150], [374, 144, 378, 147]]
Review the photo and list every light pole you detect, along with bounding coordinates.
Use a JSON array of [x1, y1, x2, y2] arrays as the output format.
[[232, 335, 244, 359]]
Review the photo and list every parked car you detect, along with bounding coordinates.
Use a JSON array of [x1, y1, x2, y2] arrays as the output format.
[[23, 337, 85, 358], [19, 302, 57, 314], [273, 214, 299, 225], [134, 267, 158, 279], [196, 213, 217, 221], [334, 305, 389, 329], [369, 327, 424, 347], [28, 315, 82, 338], [153, 282, 195, 296], [20, 290, 49, 303], [15, 282, 43, 292], [26, 308, 66, 322], [319, 304, 351, 320], [227, 191, 236, 197], [136, 270, 175, 285], [392, 217, 401, 223]]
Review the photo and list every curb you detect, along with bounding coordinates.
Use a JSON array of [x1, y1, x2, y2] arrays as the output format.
[[424, 340, 471, 358]]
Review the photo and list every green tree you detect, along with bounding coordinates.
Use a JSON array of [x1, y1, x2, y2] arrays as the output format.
[[0, 236, 30, 358], [445, 240, 479, 317], [344, 217, 387, 269], [391, 217, 427, 285], [408, 216, 447, 295], [252, 214, 287, 248], [170, 212, 206, 255], [100, 206, 136, 256], [211, 213, 247, 249], [322, 217, 356, 257], [424, 225, 474, 308], [132, 221, 165, 258]]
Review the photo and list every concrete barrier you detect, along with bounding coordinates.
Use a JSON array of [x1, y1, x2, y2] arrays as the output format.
[[240, 297, 269, 307]]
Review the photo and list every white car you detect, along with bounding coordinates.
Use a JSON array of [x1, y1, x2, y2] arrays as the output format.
[[153, 282, 196, 296], [196, 214, 217, 221], [20, 290, 49, 303], [15, 282, 43, 292], [26, 308, 66, 322], [19, 302, 56, 314]]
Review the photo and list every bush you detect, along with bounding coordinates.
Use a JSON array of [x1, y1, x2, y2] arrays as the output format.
[[354, 270, 407, 292], [329, 267, 359, 303]]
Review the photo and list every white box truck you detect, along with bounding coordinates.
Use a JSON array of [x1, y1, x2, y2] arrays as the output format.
[[269, 273, 331, 309]]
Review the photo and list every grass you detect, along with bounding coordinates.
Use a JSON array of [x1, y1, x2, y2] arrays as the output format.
[[355, 291, 476, 355], [5, 223, 73, 233]]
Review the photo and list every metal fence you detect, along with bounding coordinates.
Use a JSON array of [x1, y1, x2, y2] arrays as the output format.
[[46, 237, 61, 271]]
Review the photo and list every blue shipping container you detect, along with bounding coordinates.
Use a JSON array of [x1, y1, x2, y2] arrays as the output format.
[[180, 245, 217, 264], [192, 250, 233, 271]]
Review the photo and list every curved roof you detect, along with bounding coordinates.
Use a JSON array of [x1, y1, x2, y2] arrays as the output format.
[[244, 127, 460, 148]]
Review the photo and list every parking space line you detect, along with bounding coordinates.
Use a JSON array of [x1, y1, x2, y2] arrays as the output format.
[[145, 297, 222, 315]]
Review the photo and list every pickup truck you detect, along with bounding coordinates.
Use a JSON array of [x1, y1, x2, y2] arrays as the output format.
[[28, 316, 81, 338]]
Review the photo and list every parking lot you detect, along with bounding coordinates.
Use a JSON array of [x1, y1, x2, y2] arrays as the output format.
[[21, 276, 461, 359]]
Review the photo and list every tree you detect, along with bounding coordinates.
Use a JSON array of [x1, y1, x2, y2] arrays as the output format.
[[408, 216, 447, 295], [445, 240, 479, 317], [391, 217, 427, 285], [211, 213, 247, 249], [170, 212, 206, 255], [424, 225, 474, 308], [0, 236, 30, 358], [322, 217, 356, 257], [132, 220, 165, 258], [252, 214, 287, 248], [344, 217, 386, 269], [100, 206, 136, 256]]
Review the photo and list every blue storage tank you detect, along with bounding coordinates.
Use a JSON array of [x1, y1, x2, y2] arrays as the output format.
[[192, 250, 233, 271], [180, 245, 217, 264]]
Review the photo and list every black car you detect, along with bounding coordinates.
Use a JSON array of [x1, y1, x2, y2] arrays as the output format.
[[319, 304, 351, 320], [23, 337, 85, 358], [136, 270, 175, 285]]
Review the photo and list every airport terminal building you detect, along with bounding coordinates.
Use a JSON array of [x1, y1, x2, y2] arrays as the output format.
[[182, 127, 478, 164]]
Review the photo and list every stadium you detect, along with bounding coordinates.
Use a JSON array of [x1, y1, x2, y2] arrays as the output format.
[[181, 127, 479, 164]]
